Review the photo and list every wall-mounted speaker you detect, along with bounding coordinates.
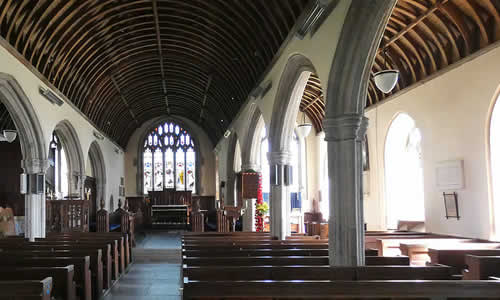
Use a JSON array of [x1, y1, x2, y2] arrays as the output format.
[[20, 173, 27, 194]]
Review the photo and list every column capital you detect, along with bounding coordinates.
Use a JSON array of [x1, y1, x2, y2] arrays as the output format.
[[21, 159, 49, 174], [267, 151, 292, 166], [323, 114, 368, 142], [241, 163, 260, 172]]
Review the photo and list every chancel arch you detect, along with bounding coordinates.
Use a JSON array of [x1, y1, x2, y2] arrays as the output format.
[[384, 113, 425, 230], [0, 73, 47, 240]]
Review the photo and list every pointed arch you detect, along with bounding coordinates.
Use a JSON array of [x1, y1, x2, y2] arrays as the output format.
[[53, 120, 85, 199], [87, 141, 106, 212]]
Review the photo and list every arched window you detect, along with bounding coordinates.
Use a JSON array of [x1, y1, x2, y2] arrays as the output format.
[[384, 113, 425, 229], [46, 132, 69, 198], [490, 96, 500, 239], [143, 121, 196, 194]]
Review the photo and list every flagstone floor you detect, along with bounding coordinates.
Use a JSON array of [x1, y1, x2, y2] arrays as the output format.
[[103, 231, 183, 300]]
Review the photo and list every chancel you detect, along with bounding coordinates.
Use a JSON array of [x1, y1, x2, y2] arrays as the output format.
[[1, 0, 500, 299]]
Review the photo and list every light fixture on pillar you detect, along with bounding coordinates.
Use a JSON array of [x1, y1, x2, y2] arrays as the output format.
[[0, 130, 17, 143], [296, 111, 312, 138], [373, 42, 399, 94]]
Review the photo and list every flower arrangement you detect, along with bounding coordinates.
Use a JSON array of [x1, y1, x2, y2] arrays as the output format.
[[255, 173, 265, 232]]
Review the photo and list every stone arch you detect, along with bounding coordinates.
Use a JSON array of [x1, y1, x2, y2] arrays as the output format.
[[242, 105, 265, 172], [267, 54, 316, 239], [225, 132, 240, 206], [323, 0, 397, 266], [269, 54, 316, 159], [53, 120, 85, 199], [0, 73, 47, 239], [87, 141, 107, 215], [136, 117, 203, 195]]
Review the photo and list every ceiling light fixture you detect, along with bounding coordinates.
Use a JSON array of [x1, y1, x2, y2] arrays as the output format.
[[0, 130, 17, 143], [296, 111, 312, 138], [373, 41, 399, 94]]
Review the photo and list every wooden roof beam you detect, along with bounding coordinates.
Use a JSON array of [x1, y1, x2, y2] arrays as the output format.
[[199, 74, 213, 123], [302, 93, 323, 111], [111, 75, 139, 126], [152, 0, 168, 109], [379, 0, 449, 54]]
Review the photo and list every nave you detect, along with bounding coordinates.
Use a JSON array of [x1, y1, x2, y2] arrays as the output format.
[[2, 0, 500, 299]]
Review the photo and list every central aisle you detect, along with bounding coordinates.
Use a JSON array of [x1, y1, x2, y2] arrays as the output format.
[[103, 231, 183, 300]]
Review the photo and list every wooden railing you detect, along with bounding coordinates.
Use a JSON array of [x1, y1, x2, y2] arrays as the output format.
[[46, 200, 89, 232]]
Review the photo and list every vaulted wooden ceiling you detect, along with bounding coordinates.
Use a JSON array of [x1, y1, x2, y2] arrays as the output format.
[[0, 0, 310, 146], [368, 0, 500, 106], [300, 73, 324, 132]]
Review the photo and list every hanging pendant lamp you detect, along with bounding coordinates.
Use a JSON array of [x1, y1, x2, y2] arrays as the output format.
[[373, 41, 399, 94], [296, 111, 312, 138]]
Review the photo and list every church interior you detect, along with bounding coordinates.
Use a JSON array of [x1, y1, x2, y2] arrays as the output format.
[[1, 0, 500, 299]]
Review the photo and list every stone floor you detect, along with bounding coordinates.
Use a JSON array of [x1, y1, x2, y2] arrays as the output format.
[[103, 231, 183, 300]]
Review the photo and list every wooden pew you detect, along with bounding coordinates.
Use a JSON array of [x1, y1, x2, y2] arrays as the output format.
[[182, 255, 410, 266], [463, 255, 500, 280], [365, 233, 443, 249], [0, 249, 102, 300], [429, 247, 500, 273], [183, 265, 454, 281], [182, 279, 500, 299], [399, 239, 479, 265], [0, 243, 106, 296], [46, 232, 130, 270], [0, 266, 76, 300], [0, 277, 52, 300], [34, 238, 119, 282], [182, 248, 378, 257], [373, 235, 461, 256], [0, 256, 91, 300]]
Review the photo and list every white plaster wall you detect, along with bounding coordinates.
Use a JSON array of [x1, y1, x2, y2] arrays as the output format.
[[364, 43, 500, 240], [124, 116, 215, 197], [0, 41, 125, 211]]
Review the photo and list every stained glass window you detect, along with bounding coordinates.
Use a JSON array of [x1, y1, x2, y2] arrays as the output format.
[[143, 121, 197, 194], [143, 149, 153, 192]]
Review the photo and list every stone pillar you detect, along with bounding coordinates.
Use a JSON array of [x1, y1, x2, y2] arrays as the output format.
[[268, 151, 291, 239], [22, 158, 49, 241], [324, 114, 367, 266]]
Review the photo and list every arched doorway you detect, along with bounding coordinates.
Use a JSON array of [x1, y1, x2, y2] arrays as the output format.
[[384, 113, 425, 229]]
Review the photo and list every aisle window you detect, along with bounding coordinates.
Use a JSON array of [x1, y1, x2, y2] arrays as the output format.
[[384, 113, 425, 229]]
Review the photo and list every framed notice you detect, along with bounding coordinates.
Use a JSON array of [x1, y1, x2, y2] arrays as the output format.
[[443, 192, 460, 220]]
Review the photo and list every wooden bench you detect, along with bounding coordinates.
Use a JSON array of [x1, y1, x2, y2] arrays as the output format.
[[0, 256, 91, 300], [182, 279, 500, 299], [46, 231, 130, 269], [183, 265, 454, 281], [0, 266, 76, 300], [182, 255, 410, 266], [0, 243, 105, 296], [429, 247, 500, 273], [463, 255, 500, 280], [0, 277, 52, 300]]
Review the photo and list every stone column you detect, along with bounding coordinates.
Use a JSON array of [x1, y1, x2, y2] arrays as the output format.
[[324, 114, 367, 266], [268, 151, 291, 239], [22, 158, 49, 241]]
